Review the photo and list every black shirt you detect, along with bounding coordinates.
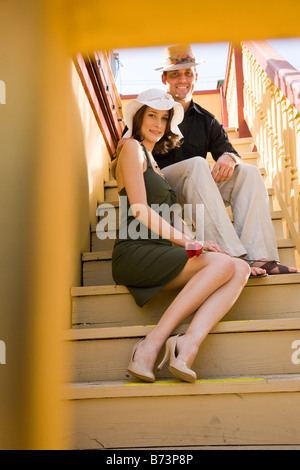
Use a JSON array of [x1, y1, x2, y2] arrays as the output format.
[[153, 100, 240, 169]]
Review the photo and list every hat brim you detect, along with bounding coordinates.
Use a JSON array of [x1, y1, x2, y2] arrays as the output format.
[[124, 98, 184, 139], [155, 60, 205, 71]]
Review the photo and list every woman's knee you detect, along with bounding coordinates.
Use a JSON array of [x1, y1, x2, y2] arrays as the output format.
[[233, 258, 251, 281], [201, 252, 236, 280]]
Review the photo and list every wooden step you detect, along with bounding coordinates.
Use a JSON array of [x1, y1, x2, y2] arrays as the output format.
[[82, 238, 297, 286], [71, 274, 300, 329], [63, 374, 300, 449], [64, 318, 300, 383], [103, 180, 118, 202], [225, 126, 239, 138], [229, 137, 254, 153]]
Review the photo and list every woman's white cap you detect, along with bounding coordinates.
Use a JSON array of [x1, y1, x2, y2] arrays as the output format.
[[123, 88, 184, 138]]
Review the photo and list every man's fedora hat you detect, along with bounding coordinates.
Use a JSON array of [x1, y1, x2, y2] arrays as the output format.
[[155, 44, 205, 72], [123, 88, 184, 138]]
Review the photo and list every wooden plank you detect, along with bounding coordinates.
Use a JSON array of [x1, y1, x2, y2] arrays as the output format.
[[63, 381, 300, 448], [83, 239, 296, 261], [64, 374, 300, 399], [71, 280, 300, 328], [82, 260, 114, 286], [82, 250, 112, 261], [81, 251, 299, 287], [246, 273, 300, 286], [72, 284, 128, 296], [64, 317, 300, 341], [65, 329, 300, 382]]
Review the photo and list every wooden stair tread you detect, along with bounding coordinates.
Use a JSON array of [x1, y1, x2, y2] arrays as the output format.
[[64, 317, 300, 340], [71, 273, 300, 298], [104, 179, 118, 188], [83, 238, 296, 262], [64, 374, 300, 400], [230, 137, 254, 144]]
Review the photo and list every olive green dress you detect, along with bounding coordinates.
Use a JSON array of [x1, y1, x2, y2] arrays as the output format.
[[112, 145, 188, 307]]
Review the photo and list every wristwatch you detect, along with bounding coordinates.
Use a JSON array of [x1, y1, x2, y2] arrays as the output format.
[[223, 152, 240, 165]]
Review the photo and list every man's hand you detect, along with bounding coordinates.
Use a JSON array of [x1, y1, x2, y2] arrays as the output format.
[[211, 154, 240, 183], [111, 137, 132, 178], [202, 240, 231, 256], [116, 137, 132, 157]]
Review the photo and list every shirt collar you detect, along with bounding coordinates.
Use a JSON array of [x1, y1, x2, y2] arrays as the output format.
[[186, 100, 204, 115]]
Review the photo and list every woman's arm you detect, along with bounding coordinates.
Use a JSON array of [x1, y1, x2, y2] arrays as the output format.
[[116, 139, 195, 247]]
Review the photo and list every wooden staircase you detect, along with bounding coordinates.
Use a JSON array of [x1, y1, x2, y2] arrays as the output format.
[[63, 131, 300, 450]]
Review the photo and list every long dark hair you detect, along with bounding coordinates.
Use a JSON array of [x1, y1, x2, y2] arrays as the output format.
[[132, 105, 181, 154]]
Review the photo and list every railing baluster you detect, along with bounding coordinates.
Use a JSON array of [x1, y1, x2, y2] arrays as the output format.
[[239, 41, 300, 250]]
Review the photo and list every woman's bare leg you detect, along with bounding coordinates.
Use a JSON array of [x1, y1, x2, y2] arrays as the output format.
[[132, 253, 250, 371], [175, 257, 250, 367]]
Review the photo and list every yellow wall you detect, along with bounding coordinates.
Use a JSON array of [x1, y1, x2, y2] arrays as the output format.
[[71, 63, 111, 224], [193, 92, 223, 123]]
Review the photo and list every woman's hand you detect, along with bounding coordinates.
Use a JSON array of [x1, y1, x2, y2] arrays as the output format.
[[185, 240, 231, 259]]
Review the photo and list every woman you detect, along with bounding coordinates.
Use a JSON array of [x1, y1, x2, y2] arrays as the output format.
[[112, 89, 250, 383]]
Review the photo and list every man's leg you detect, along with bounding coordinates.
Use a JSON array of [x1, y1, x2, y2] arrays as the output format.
[[162, 157, 247, 257], [217, 163, 279, 261]]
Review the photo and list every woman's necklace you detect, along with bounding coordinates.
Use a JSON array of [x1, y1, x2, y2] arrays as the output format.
[[149, 151, 166, 179], [141, 143, 166, 179]]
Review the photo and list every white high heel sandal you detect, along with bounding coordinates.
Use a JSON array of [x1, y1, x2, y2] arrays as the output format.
[[157, 335, 197, 383], [127, 338, 155, 383]]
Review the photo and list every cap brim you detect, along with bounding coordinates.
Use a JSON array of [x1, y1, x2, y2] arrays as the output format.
[[123, 93, 184, 139]]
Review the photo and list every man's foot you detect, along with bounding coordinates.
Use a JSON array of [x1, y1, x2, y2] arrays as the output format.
[[249, 265, 267, 277], [248, 259, 299, 275]]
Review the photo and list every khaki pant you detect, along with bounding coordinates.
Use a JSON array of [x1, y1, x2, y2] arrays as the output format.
[[162, 157, 279, 261]]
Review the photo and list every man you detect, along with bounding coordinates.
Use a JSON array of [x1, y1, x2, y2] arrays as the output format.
[[153, 43, 298, 275]]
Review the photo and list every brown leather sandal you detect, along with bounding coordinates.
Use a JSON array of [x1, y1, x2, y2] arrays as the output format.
[[250, 260, 298, 275], [247, 260, 268, 278]]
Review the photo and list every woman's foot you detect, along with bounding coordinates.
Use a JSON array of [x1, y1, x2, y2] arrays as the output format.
[[127, 338, 156, 382], [175, 333, 200, 368], [158, 335, 197, 383], [129, 336, 160, 371]]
